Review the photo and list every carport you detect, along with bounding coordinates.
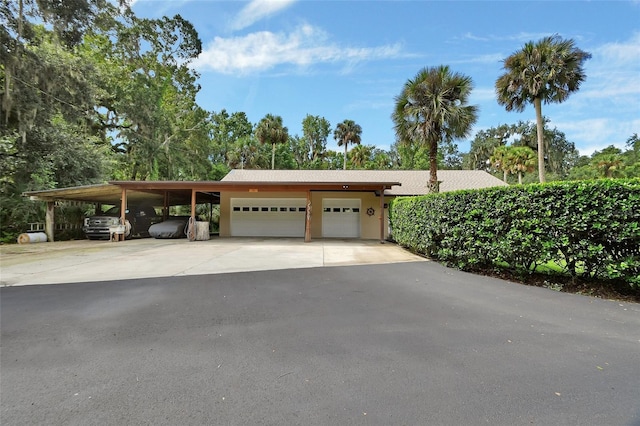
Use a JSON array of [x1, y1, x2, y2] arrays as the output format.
[[24, 179, 400, 243]]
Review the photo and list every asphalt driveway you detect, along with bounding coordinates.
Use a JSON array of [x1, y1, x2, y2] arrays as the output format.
[[2, 260, 639, 425]]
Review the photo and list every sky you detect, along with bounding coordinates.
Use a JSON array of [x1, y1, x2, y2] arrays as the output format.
[[130, 0, 640, 156]]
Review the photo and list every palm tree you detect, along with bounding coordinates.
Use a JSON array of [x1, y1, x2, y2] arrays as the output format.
[[255, 114, 289, 170], [349, 144, 373, 169], [509, 146, 537, 184], [393, 65, 478, 193], [333, 119, 362, 170], [495, 35, 591, 183], [593, 154, 625, 178], [490, 145, 511, 182]]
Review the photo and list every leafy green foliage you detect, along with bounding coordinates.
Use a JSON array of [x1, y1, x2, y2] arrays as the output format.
[[569, 140, 640, 180], [84, 13, 203, 180], [465, 120, 579, 181], [302, 114, 331, 164], [390, 180, 640, 291], [209, 109, 253, 164]]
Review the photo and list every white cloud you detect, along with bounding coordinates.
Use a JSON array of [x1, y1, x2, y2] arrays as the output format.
[[451, 53, 504, 65], [580, 32, 640, 100], [593, 32, 640, 64], [460, 32, 553, 43], [230, 0, 297, 31], [552, 117, 640, 155], [555, 118, 611, 145], [344, 98, 394, 113], [470, 87, 496, 103], [192, 24, 404, 75]]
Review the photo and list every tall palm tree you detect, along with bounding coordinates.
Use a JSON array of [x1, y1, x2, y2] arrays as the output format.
[[255, 114, 289, 170], [333, 119, 362, 170], [393, 65, 478, 193], [495, 35, 591, 183]]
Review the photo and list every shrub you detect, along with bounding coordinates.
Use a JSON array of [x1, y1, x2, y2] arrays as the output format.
[[390, 179, 640, 290]]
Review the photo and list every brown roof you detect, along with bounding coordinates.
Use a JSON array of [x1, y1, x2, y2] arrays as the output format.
[[23, 170, 505, 204], [222, 169, 507, 195]]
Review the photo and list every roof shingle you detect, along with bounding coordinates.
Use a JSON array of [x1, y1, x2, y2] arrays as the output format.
[[222, 169, 507, 195]]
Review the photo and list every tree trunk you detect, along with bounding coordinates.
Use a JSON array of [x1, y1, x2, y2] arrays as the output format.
[[518, 171, 523, 184], [428, 139, 439, 193], [343, 142, 348, 170], [18, 0, 24, 41], [271, 142, 275, 170], [131, 163, 139, 180], [534, 97, 546, 183]]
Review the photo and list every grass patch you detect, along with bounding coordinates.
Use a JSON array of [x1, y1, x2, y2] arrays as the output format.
[[467, 263, 639, 303]]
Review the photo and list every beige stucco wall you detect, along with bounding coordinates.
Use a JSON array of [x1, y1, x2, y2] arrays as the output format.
[[219, 190, 390, 240]]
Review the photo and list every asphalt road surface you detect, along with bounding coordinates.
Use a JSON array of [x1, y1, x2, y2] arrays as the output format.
[[2, 262, 639, 425]]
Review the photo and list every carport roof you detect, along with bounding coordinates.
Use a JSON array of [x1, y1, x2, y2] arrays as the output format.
[[22, 183, 210, 206]]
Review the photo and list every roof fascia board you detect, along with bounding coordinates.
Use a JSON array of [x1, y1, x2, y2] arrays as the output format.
[[110, 181, 401, 192]]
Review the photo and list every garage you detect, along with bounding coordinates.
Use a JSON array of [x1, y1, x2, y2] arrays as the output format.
[[322, 198, 361, 238], [230, 198, 307, 237]]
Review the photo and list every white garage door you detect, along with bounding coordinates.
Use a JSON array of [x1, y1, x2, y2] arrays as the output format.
[[230, 198, 306, 237], [322, 198, 360, 238]]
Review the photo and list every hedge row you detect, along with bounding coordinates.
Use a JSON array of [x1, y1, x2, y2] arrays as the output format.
[[389, 179, 640, 289]]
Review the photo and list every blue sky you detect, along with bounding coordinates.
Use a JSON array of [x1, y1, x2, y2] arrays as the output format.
[[131, 0, 640, 156]]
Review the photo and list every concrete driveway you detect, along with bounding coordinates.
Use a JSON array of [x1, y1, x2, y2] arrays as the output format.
[[0, 238, 425, 286]]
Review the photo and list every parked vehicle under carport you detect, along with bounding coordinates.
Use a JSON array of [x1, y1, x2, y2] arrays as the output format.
[[148, 217, 191, 239], [83, 205, 162, 240]]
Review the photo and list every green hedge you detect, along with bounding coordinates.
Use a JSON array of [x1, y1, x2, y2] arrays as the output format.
[[389, 179, 640, 289]]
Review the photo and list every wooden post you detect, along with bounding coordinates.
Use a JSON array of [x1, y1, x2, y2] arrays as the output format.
[[188, 188, 196, 241], [379, 186, 385, 244], [163, 191, 169, 220], [305, 190, 312, 243], [120, 188, 127, 241], [45, 201, 55, 242]]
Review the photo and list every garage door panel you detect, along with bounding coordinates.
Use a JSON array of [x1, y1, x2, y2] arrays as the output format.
[[231, 198, 305, 237], [322, 199, 360, 238]]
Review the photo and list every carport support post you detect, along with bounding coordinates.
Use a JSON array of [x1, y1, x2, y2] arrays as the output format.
[[45, 201, 55, 242], [379, 186, 385, 244], [120, 188, 127, 241], [163, 191, 169, 220], [305, 190, 312, 243], [188, 188, 196, 241]]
